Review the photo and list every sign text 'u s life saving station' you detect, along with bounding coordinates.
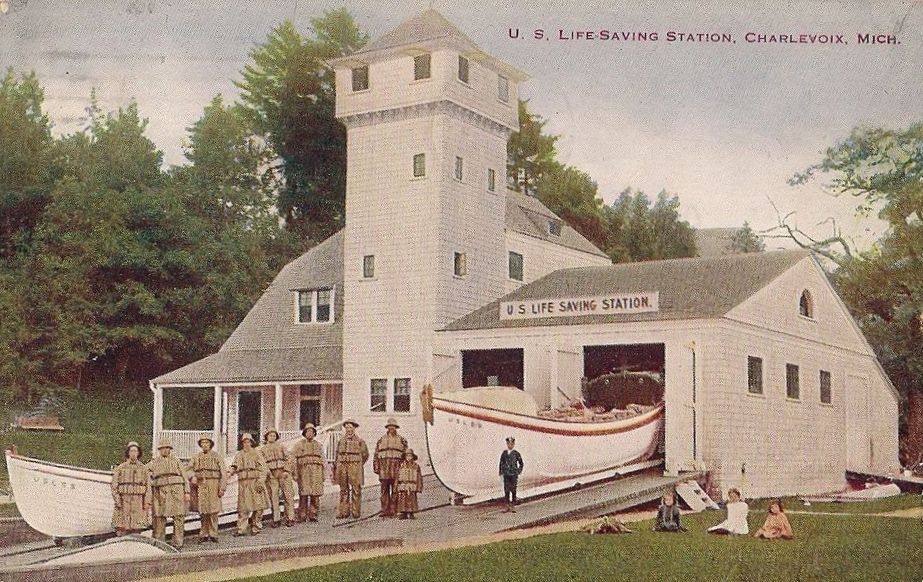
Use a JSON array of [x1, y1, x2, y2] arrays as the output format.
[[500, 293, 659, 320]]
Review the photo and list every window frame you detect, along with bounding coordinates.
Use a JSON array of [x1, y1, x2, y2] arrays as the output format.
[[393, 378, 411, 413], [351, 65, 369, 92], [413, 153, 426, 178], [508, 251, 524, 282], [454, 156, 464, 181], [498, 75, 510, 102], [819, 370, 832, 404], [414, 53, 431, 81], [295, 287, 336, 324], [747, 355, 764, 395], [457, 55, 470, 84], [785, 363, 800, 400], [487, 168, 496, 192], [454, 252, 468, 277], [363, 255, 375, 279], [369, 378, 388, 413], [799, 289, 815, 320]]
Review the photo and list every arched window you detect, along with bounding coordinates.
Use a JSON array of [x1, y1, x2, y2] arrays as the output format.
[[799, 290, 814, 318]]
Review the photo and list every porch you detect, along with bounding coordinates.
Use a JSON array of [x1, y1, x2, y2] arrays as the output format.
[[150, 381, 343, 459]]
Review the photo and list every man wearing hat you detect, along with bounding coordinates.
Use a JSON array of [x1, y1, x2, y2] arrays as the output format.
[[147, 438, 191, 547], [261, 427, 296, 527], [292, 422, 324, 523], [189, 434, 226, 542], [498, 436, 524, 513], [396, 448, 423, 519], [334, 419, 369, 519], [111, 441, 152, 536], [230, 433, 269, 536], [373, 418, 407, 517]]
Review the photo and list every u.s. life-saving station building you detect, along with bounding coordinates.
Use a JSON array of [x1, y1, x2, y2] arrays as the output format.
[[151, 10, 898, 498]]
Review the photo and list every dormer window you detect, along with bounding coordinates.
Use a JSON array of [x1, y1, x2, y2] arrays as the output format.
[[498, 75, 509, 102], [458, 55, 469, 83], [548, 219, 562, 236], [414, 54, 431, 80], [799, 289, 814, 319], [352, 65, 369, 91], [296, 288, 334, 324]]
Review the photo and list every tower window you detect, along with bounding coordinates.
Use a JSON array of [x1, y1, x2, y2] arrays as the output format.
[[414, 54, 431, 80], [454, 156, 464, 181], [370, 379, 387, 412], [454, 252, 468, 277], [747, 356, 763, 395], [296, 288, 335, 323], [363, 255, 375, 278], [786, 363, 800, 400], [508, 251, 524, 281], [413, 153, 426, 177], [498, 75, 509, 102], [820, 370, 832, 404], [799, 290, 814, 318], [394, 378, 411, 412], [352, 65, 369, 91], [487, 168, 496, 192], [458, 55, 469, 83]]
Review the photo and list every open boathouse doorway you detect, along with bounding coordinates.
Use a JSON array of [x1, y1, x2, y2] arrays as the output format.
[[461, 348, 524, 390], [582, 342, 666, 413]]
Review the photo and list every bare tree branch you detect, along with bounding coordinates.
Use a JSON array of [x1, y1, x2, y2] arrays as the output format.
[[759, 198, 853, 266]]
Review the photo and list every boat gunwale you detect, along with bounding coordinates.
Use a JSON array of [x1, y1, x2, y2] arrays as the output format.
[[5, 451, 113, 480], [431, 397, 664, 436]]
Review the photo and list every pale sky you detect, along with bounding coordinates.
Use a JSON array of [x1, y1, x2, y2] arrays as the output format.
[[3, 0, 922, 249]]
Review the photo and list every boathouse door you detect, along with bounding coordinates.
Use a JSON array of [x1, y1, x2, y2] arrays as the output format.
[[846, 374, 871, 470]]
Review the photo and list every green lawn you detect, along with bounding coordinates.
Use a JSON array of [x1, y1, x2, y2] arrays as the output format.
[[243, 510, 923, 582], [750, 494, 922, 515], [0, 382, 212, 488]]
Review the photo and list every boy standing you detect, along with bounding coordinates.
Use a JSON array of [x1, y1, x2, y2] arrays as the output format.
[[498, 436, 524, 513]]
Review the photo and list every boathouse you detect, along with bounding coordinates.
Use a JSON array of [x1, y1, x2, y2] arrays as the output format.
[[151, 9, 899, 497]]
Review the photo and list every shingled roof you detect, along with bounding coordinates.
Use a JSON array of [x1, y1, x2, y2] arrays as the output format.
[[506, 189, 609, 258], [153, 231, 344, 385], [442, 249, 810, 331], [355, 9, 478, 56]]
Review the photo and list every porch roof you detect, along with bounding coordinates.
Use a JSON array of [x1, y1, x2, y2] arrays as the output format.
[[152, 346, 342, 385]]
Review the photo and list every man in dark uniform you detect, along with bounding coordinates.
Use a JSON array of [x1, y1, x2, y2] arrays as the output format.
[[498, 436, 524, 513]]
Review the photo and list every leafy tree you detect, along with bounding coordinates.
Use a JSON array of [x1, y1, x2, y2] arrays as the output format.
[[0, 68, 52, 258], [604, 189, 697, 263], [730, 222, 765, 253], [535, 163, 607, 249], [788, 123, 923, 464], [236, 11, 367, 241], [507, 100, 559, 196]]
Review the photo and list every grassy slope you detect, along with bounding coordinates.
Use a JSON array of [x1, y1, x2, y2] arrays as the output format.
[[245, 511, 923, 582]]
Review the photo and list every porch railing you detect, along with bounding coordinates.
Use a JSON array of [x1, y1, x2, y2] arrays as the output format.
[[160, 430, 207, 459]]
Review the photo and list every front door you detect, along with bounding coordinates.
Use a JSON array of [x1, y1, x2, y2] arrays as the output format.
[[846, 374, 871, 470], [237, 390, 262, 449]]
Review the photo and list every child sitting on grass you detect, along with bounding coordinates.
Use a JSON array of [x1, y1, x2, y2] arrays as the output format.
[[753, 499, 793, 539], [652, 490, 686, 532], [707, 488, 749, 535]]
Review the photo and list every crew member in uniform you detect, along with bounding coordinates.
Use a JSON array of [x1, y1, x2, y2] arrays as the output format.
[[230, 433, 268, 536], [334, 419, 369, 519], [373, 417, 407, 517], [111, 441, 151, 536], [147, 438, 191, 547], [499, 436, 524, 513], [261, 427, 296, 527], [396, 448, 423, 520], [189, 434, 226, 543], [292, 422, 324, 523]]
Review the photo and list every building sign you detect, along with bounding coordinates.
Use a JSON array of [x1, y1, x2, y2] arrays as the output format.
[[499, 292, 659, 320]]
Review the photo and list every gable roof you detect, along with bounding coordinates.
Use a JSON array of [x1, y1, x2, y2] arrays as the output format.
[[505, 189, 609, 258], [153, 231, 344, 385], [442, 249, 810, 331]]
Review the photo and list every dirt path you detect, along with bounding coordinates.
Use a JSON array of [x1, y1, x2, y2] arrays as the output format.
[[141, 510, 659, 582]]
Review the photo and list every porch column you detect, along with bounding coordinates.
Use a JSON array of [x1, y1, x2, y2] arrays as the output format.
[[212, 385, 222, 454], [151, 381, 163, 455], [274, 383, 283, 430]]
